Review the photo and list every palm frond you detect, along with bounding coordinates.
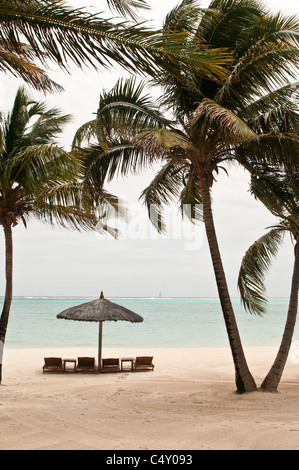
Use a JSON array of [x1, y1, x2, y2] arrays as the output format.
[[3, 86, 30, 154], [192, 98, 255, 141], [78, 139, 152, 188], [0, 1, 230, 81], [99, 76, 151, 109], [2, 87, 71, 154], [106, 0, 150, 20], [139, 161, 184, 233], [237, 82, 299, 123], [6, 144, 79, 193], [216, 41, 299, 110], [179, 173, 203, 222], [97, 77, 169, 137], [238, 228, 284, 315], [249, 172, 299, 236], [197, 0, 265, 59], [164, 0, 205, 36], [72, 120, 97, 148], [1, 87, 75, 192], [25, 108, 71, 145], [0, 43, 63, 92], [136, 128, 194, 155], [241, 132, 299, 171], [33, 200, 99, 232], [34, 179, 124, 237], [256, 11, 299, 48]]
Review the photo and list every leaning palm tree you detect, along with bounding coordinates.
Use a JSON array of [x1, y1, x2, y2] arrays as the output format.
[[74, 0, 299, 393], [0, 86, 120, 384], [0, 0, 230, 92], [238, 171, 299, 392]]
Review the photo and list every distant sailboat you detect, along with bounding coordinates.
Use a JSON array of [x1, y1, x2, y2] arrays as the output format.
[[157, 291, 162, 298]]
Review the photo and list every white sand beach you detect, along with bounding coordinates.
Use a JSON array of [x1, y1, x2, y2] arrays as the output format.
[[0, 346, 298, 450]]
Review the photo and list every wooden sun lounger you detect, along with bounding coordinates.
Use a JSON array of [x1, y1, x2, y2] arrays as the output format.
[[76, 357, 96, 373], [133, 356, 154, 371], [101, 358, 120, 372], [43, 357, 63, 373]]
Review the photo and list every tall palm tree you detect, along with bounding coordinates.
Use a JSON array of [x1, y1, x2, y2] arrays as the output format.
[[73, 0, 299, 393], [238, 171, 299, 392], [0, 86, 119, 384], [0, 0, 230, 92]]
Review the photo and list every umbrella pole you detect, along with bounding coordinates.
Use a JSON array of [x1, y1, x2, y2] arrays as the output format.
[[98, 321, 103, 373]]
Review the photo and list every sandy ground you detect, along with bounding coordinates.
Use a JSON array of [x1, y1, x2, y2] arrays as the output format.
[[0, 346, 298, 450]]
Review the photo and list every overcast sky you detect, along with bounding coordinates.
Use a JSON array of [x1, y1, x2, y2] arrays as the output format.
[[0, 0, 298, 298]]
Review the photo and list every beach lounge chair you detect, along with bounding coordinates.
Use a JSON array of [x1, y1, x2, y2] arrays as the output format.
[[133, 356, 154, 371], [43, 357, 63, 373], [101, 358, 120, 372], [76, 357, 96, 373]]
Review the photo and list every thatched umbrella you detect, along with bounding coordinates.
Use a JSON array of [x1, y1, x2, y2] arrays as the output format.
[[57, 291, 143, 371]]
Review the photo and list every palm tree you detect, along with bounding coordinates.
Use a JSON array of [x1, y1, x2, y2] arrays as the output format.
[[73, 0, 299, 393], [238, 171, 299, 392], [0, 86, 120, 384], [0, 0, 230, 92]]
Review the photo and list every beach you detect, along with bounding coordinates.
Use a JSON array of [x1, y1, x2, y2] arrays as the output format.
[[1, 346, 299, 450]]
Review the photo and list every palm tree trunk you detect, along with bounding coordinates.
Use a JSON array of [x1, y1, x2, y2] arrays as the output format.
[[261, 241, 299, 392], [199, 174, 257, 393], [0, 222, 13, 384]]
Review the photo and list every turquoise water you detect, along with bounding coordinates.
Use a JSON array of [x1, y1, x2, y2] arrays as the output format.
[[3, 297, 298, 349]]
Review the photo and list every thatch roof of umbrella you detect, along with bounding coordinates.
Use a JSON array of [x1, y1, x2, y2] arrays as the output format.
[[57, 291, 143, 371], [57, 291, 143, 323]]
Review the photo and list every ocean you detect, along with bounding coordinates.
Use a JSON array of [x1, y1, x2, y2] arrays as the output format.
[[3, 297, 298, 350]]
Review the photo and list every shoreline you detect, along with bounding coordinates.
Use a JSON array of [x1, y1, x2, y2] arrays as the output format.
[[1, 346, 299, 450]]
